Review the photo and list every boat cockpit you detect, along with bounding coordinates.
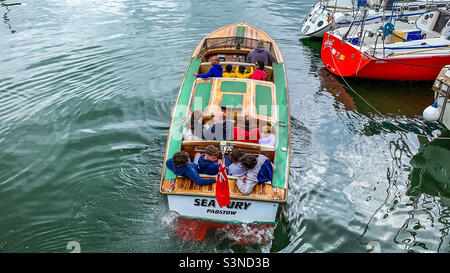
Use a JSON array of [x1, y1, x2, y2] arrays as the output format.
[[195, 36, 278, 83]]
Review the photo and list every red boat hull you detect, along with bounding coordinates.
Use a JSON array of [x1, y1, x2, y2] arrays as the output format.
[[321, 32, 450, 81], [174, 217, 274, 246]]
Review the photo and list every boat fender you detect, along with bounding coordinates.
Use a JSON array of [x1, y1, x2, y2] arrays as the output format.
[[383, 22, 395, 36], [423, 102, 440, 121]]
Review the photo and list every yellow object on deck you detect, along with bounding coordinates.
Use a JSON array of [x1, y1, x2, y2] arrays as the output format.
[[392, 30, 405, 43]]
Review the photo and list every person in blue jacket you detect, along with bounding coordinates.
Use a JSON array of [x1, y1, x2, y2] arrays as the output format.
[[194, 145, 231, 175], [165, 151, 216, 186], [194, 56, 223, 78]]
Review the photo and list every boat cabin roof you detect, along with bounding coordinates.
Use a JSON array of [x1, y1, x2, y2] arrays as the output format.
[[416, 10, 450, 37], [188, 77, 277, 122]]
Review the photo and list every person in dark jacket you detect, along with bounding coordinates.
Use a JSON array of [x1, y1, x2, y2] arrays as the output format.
[[203, 111, 234, 140], [165, 151, 216, 186], [194, 56, 223, 78], [246, 39, 276, 66], [194, 145, 231, 175]]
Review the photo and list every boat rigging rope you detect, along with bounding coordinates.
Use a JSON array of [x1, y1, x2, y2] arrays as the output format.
[[328, 49, 450, 140]]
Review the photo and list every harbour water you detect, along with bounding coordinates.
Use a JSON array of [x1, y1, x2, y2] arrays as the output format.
[[0, 0, 448, 253]]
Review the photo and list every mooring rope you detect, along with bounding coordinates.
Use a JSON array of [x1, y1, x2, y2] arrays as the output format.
[[328, 48, 450, 140]]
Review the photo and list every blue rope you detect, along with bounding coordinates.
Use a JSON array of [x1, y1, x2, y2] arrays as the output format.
[[383, 0, 398, 36]]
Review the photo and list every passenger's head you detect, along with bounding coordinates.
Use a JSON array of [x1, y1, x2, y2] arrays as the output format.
[[256, 61, 264, 71], [173, 151, 190, 167], [241, 154, 258, 170], [204, 145, 220, 161], [213, 111, 225, 124], [239, 65, 246, 74], [260, 125, 271, 138], [226, 64, 233, 73], [209, 56, 219, 65], [190, 110, 203, 131], [244, 115, 256, 130], [244, 115, 250, 129], [230, 149, 245, 164], [257, 39, 265, 47]]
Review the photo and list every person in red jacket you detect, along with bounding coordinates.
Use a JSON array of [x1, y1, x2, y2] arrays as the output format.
[[233, 115, 260, 143], [250, 61, 267, 81]]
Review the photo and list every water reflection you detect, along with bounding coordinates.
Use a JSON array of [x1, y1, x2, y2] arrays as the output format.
[[404, 132, 450, 253], [317, 68, 356, 111], [408, 131, 450, 199], [300, 33, 450, 253]]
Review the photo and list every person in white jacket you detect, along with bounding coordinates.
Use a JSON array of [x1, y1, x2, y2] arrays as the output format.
[[182, 111, 204, 140], [236, 154, 276, 195]]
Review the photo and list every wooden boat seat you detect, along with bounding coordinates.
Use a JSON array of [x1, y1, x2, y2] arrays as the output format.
[[160, 176, 286, 202], [181, 140, 275, 162], [198, 62, 274, 82]]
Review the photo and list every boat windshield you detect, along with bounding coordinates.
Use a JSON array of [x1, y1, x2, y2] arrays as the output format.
[[433, 12, 450, 34], [324, 0, 355, 8], [197, 36, 277, 63]]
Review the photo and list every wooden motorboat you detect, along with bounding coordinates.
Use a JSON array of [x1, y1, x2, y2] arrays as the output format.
[[160, 23, 290, 244]]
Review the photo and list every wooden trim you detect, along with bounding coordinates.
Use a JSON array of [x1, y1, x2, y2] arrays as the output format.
[[161, 177, 287, 203], [192, 23, 283, 64]]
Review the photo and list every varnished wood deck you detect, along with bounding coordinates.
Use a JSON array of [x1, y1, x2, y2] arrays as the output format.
[[161, 177, 286, 202]]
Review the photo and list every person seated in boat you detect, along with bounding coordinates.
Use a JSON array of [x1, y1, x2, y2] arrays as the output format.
[[165, 151, 216, 186], [236, 153, 276, 195], [250, 61, 267, 81], [194, 145, 231, 175], [235, 65, 254, 79], [246, 39, 276, 66], [203, 110, 234, 140], [233, 115, 260, 143], [227, 149, 247, 177], [222, 64, 236, 78], [258, 125, 276, 146], [194, 56, 223, 78], [183, 110, 204, 141]]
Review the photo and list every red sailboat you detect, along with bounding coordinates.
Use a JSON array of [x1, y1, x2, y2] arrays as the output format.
[[321, 10, 450, 81]]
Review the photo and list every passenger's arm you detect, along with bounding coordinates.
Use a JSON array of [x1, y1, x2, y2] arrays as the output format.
[[197, 67, 215, 79], [269, 50, 276, 63], [189, 171, 216, 186], [246, 52, 252, 63]]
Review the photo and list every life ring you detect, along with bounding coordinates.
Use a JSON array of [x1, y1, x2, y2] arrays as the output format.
[[383, 22, 394, 36]]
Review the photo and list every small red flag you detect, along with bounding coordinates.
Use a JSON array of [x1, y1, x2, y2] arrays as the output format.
[[215, 159, 230, 207]]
